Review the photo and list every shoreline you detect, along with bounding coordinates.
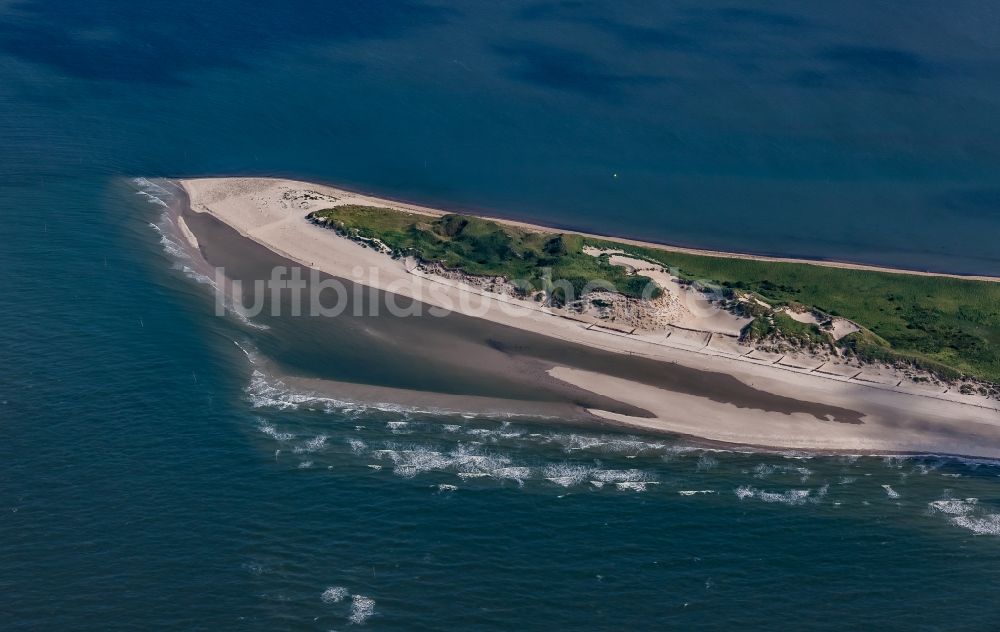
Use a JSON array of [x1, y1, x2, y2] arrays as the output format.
[[178, 174, 1000, 283], [173, 176, 1000, 459]]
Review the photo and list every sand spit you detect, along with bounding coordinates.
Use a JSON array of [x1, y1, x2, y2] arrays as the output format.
[[548, 367, 1000, 458], [178, 176, 1000, 457]]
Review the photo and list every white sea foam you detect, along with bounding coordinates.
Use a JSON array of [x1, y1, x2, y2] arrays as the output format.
[[178, 265, 215, 287], [133, 176, 170, 194], [298, 460, 313, 469], [134, 179, 170, 207], [616, 481, 656, 492], [184, 264, 271, 332], [246, 370, 361, 411], [929, 498, 976, 515], [661, 445, 705, 459], [547, 433, 663, 455], [321, 586, 348, 604], [758, 489, 810, 505], [148, 221, 192, 260], [465, 426, 526, 440], [751, 463, 812, 482], [678, 490, 716, 496], [326, 436, 735, 493], [437, 484, 457, 492], [556, 434, 607, 452], [349, 595, 375, 624], [175, 259, 271, 330], [928, 497, 1000, 535], [543, 463, 594, 487], [496, 466, 532, 483], [592, 469, 655, 485], [245, 370, 463, 417], [601, 438, 665, 454], [388, 448, 452, 478], [952, 513, 1000, 536], [496, 423, 526, 439], [257, 420, 294, 442], [735, 485, 813, 505], [247, 371, 306, 410], [294, 435, 328, 454], [881, 484, 900, 499]]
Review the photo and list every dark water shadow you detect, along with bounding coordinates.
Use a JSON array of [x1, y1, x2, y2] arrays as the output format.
[[0, 0, 454, 83]]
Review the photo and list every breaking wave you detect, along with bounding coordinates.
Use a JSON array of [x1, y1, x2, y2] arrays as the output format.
[[929, 497, 1000, 536], [349, 595, 375, 624], [735, 485, 821, 506], [133, 176, 171, 207], [257, 419, 295, 442], [543, 463, 594, 487], [321, 586, 348, 604]]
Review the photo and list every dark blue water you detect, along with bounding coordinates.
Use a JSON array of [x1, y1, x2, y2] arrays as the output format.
[[3, 2, 1000, 629]]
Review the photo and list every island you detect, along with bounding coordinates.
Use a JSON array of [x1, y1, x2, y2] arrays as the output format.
[[176, 177, 1000, 458]]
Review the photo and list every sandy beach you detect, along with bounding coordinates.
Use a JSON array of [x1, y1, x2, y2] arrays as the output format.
[[178, 176, 1000, 458]]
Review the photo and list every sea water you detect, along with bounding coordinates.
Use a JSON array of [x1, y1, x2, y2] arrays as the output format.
[[3, 1, 1000, 629]]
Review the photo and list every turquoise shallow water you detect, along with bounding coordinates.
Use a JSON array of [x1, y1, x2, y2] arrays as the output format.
[[3, 1, 1000, 629]]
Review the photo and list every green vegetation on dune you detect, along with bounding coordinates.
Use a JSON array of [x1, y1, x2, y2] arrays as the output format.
[[588, 237, 1000, 383], [308, 205, 1000, 384], [308, 206, 658, 300]]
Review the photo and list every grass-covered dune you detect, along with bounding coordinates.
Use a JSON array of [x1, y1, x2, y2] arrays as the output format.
[[308, 205, 658, 300], [592, 238, 1000, 384], [309, 205, 1000, 384]]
